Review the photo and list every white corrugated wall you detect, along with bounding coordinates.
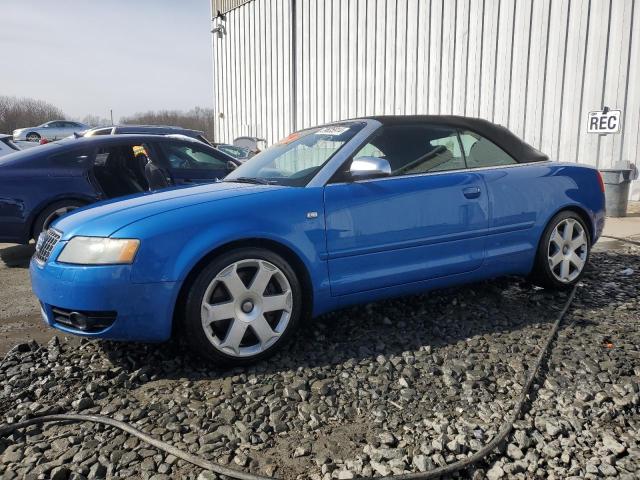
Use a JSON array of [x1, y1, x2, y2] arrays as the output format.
[[212, 0, 294, 145], [211, 0, 639, 181]]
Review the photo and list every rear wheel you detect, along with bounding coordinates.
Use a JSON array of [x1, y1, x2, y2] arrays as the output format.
[[530, 211, 590, 289], [33, 200, 85, 240], [183, 248, 303, 366], [26, 132, 41, 142]]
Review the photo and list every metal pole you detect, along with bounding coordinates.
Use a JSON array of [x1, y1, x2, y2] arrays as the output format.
[[290, 0, 297, 133]]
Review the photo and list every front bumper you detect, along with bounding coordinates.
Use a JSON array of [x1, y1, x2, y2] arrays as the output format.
[[30, 257, 178, 342]]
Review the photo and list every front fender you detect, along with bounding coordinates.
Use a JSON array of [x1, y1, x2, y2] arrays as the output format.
[[118, 188, 330, 300]]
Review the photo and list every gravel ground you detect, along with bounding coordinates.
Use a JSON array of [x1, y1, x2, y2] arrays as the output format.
[[1, 247, 639, 480], [0, 243, 52, 355], [0, 243, 79, 355]]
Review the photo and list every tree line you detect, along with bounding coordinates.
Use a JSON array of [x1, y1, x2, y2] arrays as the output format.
[[0, 96, 65, 135], [1, 95, 217, 141]]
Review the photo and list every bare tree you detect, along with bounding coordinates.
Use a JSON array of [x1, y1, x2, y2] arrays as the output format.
[[78, 114, 112, 127], [120, 107, 216, 141], [0, 96, 65, 134]]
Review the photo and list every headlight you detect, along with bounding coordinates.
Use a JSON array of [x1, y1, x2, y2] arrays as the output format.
[[57, 237, 140, 265]]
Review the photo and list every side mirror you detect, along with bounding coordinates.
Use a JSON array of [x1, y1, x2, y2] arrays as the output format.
[[348, 156, 391, 181], [227, 160, 238, 171]]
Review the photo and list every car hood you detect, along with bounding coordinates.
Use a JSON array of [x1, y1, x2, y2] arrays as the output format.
[[53, 182, 285, 239]]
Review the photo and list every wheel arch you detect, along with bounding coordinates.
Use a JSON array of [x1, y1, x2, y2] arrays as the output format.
[[531, 204, 594, 274], [29, 196, 93, 239], [547, 204, 595, 243], [529, 204, 594, 286], [172, 237, 315, 334]]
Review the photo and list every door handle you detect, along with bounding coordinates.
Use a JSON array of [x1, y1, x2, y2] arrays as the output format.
[[463, 186, 481, 199]]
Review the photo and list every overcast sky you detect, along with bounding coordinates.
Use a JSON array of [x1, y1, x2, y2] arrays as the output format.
[[1, 0, 213, 121]]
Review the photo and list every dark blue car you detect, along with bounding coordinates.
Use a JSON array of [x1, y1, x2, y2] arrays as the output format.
[[30, 116, 606, 366], [0, 135, 239, 244]]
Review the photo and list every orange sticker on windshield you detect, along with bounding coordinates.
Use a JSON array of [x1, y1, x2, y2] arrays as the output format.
[[277, 132, 301, 145]]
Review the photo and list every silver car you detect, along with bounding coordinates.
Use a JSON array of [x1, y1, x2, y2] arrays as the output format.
[[13, 120, 88, 142]]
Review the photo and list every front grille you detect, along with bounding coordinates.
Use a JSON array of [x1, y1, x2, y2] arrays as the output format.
[[34, 229, 62, 264]]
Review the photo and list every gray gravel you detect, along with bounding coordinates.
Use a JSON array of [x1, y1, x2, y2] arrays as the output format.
[[1, 248, 639, 479]]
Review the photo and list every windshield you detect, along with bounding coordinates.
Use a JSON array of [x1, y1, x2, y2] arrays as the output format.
[[224, 122, 365, 186]]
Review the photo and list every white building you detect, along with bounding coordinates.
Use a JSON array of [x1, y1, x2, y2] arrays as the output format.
[[210, 0, 639, 197]]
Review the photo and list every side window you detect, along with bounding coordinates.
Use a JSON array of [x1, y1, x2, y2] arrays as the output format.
[[160, 143, 226, 170], [94, 148, 112, 166], [356, 143, 384, 158], [94, 144, 151, 167], [49, 149, 91, 166], [459, 131, 517, 168], [350, 124, 466, 177]]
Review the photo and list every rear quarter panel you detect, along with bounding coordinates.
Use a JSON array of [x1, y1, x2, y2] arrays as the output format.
[[533, 163, 606, 241], [481, 162, 605, 276], [0, 165, 99, 242]]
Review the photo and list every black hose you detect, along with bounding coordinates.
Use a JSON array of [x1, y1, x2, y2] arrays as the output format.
[[379, 285, 576, 479], [0, 413, 272, 480], [1, 286, 577, 480]]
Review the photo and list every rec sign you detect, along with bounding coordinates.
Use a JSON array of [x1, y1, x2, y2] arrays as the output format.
[[587, 108, 622, 134]]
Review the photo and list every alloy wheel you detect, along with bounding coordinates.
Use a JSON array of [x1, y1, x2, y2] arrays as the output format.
[[547, 218, 588, 283], [200, 259, 293, 357]]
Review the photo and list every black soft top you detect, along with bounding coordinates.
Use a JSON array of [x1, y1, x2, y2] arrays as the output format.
[[361, 115, 549, 164]]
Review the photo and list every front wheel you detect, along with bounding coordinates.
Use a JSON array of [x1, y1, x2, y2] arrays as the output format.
[[183, 248, 303, 366], [26, 132, 41, 142], [530, 211, 591, 289]]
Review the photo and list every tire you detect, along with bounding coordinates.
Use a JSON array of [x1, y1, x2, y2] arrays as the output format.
[[183, 247, 303, 366], [530, 210, 591, 289], [33, 200, 85, 240], [26, 132, 41, 142]]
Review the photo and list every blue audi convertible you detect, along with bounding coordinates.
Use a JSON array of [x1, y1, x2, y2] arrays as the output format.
[[30, 116, 606, 365]]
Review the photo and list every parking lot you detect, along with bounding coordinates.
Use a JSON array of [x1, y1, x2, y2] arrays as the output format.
[[1, 213, 639, 479]]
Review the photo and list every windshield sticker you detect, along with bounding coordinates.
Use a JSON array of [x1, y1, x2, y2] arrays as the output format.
[[277, 132, 301, 145], [315, 126, 350, 136]]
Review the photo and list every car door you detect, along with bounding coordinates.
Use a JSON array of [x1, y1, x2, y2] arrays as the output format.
[[323, 123, 489, 296], [61, 121, 78, 136], [158, 141, 231, 185], [50, 121, 67, 139], [39, 121, 56, 140]]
